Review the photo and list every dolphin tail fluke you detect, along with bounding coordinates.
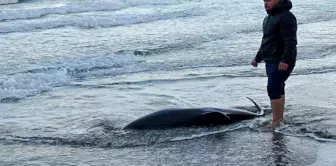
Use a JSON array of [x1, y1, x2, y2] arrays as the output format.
[[246, 97, 264, 115]]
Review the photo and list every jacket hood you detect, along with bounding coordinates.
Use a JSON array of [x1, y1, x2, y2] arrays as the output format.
[[267, 0, 292, 15]]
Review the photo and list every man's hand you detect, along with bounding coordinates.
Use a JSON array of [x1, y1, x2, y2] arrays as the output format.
[[278, 62, 289, 71], [251, 60, 258, 67]]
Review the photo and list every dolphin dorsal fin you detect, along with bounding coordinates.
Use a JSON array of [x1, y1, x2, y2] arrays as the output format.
[[246, 97, 264, 115]]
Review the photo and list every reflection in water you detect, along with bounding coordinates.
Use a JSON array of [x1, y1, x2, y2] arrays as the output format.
[[271, 132, 289, 166]]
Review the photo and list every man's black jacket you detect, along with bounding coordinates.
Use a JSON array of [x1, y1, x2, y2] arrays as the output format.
[[255, 0, 297, 66]]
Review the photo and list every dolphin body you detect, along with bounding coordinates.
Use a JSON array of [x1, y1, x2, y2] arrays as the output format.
[[123, 97, 266, 130]]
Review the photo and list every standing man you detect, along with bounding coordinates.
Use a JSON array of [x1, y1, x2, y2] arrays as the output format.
[[251, 0, 297, 128]]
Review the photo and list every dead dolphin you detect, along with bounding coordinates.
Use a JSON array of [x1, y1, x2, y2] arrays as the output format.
[[123, 97, 265, 130]]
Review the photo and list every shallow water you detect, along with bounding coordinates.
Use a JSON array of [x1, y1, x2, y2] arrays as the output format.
[[1, 0, 336, 165]]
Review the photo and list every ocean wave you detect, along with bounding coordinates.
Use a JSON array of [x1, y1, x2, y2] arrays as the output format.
[[64, 54, 144, 78], [0, 7, 206, 33], [115, 43, 197, 57], [0, 71, 69, 102], [0, 0, 180, 21], [69, 60, 336, 88], [0, 0, 17, 5], [0, 54, 142, 102], [2, 51, 336, 102]]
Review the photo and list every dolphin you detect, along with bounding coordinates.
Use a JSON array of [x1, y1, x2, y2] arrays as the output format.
[[123, 97, 266, 130]]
